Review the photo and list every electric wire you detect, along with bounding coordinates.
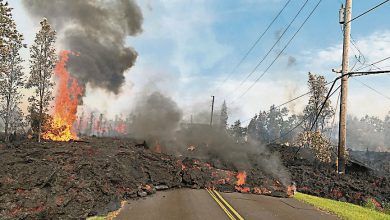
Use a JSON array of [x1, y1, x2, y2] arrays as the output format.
[[346, 0, 390, 24], [231, 0, 323, 104], [228, 0, 309, 95], [213, 0, 292, 94]]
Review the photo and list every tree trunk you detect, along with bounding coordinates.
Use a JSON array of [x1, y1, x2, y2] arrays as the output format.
[[4, 96, 10, 142], [38, 120, 42, 143], [4, 116, 9, 142]]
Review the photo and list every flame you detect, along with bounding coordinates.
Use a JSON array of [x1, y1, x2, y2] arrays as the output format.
[[154, 140, 161, 153], [114, 122, 126, 134], [42, 50, 83, 141], [287, 184, 296, 197], [236, 171, 247, 186]]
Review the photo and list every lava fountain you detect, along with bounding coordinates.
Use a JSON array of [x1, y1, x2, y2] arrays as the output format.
[[42, 50, 83, 141]]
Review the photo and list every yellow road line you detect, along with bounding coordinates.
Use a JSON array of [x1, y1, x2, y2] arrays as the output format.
[[206, 189, 236, 220], [213, 190, 245, 220]]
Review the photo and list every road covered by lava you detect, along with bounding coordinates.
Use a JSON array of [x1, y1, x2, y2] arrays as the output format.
[[0, 137, 294, 219]]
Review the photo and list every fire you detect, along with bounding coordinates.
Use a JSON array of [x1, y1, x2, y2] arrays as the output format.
[[154, 140, 161, 153], [235, 171, 251, 193], [42, 50, 83, 141], [114, 122, 126, 134], [236, 171, 247, 186]]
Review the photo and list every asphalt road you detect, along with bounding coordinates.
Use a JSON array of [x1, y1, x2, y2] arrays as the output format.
[[115, 189, 339, 220]]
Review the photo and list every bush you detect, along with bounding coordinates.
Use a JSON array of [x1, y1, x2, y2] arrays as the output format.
[[296, 131, 332, 163]]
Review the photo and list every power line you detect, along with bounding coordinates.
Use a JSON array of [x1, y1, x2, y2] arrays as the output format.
[[355, 56, 390, 71], [347, 0, 390, 24], [290, 83, 341, 156], [237, 80, 334, 124], [353, 78, 390, 101], [269, 84, 340, 144], [309, 82, 340, 131], [347, 69, 390, 76], [213, 0, 292, 93], [229, 0, 309, 95], [231, 0, 323, 103]]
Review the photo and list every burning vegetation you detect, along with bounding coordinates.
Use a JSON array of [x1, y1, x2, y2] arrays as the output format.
[[42, 51, 83, 142]]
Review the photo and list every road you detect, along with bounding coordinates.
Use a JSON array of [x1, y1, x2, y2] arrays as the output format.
[[114, 189, 339, 220]]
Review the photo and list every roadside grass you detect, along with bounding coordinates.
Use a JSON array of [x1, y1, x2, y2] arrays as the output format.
[[295, 192, 390, 220], [87, 217, 106, 220]]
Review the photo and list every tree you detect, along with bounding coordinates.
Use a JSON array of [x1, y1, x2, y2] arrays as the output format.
[[230, 120, 246, 143], [266, 105, 288, 142], [296, 131, 332, 163], [384, 112, 390, 149], [280, 113, 301, 143], [247, 114, 258, 142], [303, 73, 334, 132], [219, 100, 228, 130], [0, 1, 26, 142], [26, 18, 57, 142]]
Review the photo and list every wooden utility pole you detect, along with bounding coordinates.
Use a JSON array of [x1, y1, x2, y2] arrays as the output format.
[[210, 96, 215, 127], [338, 0, 352, 174]]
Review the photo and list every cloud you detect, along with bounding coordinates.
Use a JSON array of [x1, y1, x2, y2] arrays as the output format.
[[212, 31, 390, 122]]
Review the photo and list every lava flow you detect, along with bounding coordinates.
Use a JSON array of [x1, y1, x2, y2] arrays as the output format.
[[42, 50, 83, 141], [235, 171, 251, 193]]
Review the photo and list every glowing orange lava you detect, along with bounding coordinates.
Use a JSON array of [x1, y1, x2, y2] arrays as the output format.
[[236, 171, 247, 186], [235, 171, 250, 193], [42, 50, 83, 141]]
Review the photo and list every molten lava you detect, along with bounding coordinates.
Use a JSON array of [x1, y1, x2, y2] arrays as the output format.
[[236, 171, 247, 186], [235, 171, 251, 193], [42, 50, 83, 141]]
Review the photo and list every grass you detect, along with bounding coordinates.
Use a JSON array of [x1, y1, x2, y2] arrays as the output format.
[[87, 217, 106, 220], [294, 192, 390, 220]]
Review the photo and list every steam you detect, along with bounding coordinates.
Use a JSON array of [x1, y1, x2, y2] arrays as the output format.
[[129, 91, 291, 185], [22, 0, 143, 94]]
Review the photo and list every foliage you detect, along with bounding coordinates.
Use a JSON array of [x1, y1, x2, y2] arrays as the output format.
[[26, 18, 57, 142], [229, 120, 246, 143], [296, 131, 332, 163], [295, 192, 390, 220], [303, 72, 334, 132], [247, 106, 299, 144], [26, 107, 53, 134], [364, 199, 378, 211], [219, 100, 228, 130], [0, 1, 26, 141], [345, 113, 390, 151]]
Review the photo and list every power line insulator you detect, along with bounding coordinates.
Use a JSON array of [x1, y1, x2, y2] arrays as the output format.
[[339, 4, 345, 24]]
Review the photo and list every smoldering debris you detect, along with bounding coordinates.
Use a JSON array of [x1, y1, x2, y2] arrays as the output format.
[[22, 0, 143, 94], [128, 91, 291, 186]]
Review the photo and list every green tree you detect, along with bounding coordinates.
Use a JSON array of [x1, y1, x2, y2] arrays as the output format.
[[219, 100, 228, 130], [230, 120, 246, 143], [0, 1, 26, 142], [266, 105, 288, 142], [303, 72, 334, 132], [26, 18, 57, 142], [384, 112, 390, 149]]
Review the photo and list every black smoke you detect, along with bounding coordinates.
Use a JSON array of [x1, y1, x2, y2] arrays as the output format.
[[22, 0, 143, 94]]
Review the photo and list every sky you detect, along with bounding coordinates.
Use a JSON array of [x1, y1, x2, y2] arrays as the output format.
[[9, 0, 390, 124]]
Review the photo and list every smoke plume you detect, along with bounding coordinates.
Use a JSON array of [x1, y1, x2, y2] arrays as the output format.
[[129, 91, 291, 185], [22, 0, 143, 94], [131, 92, 183, 141]]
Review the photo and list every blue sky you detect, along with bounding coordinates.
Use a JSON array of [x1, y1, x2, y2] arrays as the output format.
[[9, 0, 390, 123]]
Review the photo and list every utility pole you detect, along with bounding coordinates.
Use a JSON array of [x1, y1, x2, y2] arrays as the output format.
[[210, 96, 215, 127], [338, 0, 352, 174]]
